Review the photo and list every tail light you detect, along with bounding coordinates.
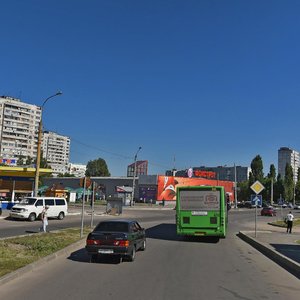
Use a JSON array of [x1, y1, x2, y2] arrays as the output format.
[[113, 240, 129, 247], [86, 239, 101, 245]]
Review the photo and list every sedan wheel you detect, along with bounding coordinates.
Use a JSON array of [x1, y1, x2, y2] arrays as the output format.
[[128, 246, 136, 262], [89, 255, 97, 263], [140, 240, 146, 251]]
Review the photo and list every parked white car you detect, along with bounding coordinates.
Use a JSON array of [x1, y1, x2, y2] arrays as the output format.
[[9, 197, 68, 221]]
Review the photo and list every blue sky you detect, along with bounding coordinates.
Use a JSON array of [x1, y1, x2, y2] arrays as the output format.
[[1, 0, 300, 176]]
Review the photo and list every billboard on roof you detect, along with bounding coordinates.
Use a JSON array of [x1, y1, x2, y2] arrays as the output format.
[[157, 175, 235, 201]]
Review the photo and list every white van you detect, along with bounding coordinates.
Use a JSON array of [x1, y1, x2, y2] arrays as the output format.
[[9, 197, 68, 221]]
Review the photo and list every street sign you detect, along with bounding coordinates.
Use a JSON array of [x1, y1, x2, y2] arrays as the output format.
[[250, 180, 265, 194], [249, 181, 264, 238], [251, 194, 262, 207]]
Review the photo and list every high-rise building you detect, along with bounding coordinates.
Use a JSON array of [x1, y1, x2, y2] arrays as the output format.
[[278, 147, 299, 182], [0, 96, 41, 165], [42, 131, 70, 176]]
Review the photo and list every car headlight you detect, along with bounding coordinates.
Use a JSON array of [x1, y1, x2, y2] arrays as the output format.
[[21, 208, 28, 212]]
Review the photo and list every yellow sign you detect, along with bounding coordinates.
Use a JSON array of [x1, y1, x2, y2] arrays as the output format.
[[250, 180, 265, 194]]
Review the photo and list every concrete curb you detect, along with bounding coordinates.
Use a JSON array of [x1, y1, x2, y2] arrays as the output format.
[[0, 238, 86, 286], [238, 231, 300, 279]]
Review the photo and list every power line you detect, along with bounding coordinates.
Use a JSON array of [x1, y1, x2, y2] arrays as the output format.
[[70, 137, 172, 170], [71, 137, 131, 160]]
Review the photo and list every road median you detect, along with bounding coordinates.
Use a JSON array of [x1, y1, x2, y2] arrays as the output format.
[[0, 228, 89, 286]]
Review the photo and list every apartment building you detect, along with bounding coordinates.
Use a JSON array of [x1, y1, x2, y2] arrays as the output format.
[[0, 96, 41, 164], [42, 131, 70, 176], [68, 163, 87, 177], [127, 160, 148, 177], [278, 147, 299, 182]]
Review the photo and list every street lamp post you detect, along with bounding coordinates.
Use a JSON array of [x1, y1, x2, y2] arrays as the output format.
[[234, 163, 238, 208], [34, 91, 62, 196], [293, 153, 297, 206], [131, 146, 142, 206]]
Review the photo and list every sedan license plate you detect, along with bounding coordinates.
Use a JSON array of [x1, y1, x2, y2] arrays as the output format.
[[98, 249, 113, 254]]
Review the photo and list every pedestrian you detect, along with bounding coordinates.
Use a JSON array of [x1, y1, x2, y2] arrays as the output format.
[[286, 211, 294, 234], [40, 205, 49, 232]]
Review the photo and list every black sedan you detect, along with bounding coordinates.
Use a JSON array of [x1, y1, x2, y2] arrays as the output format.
[[86, 219, 146, 262]]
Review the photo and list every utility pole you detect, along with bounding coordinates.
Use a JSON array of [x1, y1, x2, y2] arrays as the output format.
[[34, 92, 62, 196], [131, 146, 142, 206], [234, 163, 238, 208], [271, 178, 274, 206]]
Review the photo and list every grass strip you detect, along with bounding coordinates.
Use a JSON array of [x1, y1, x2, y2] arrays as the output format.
[[0, 227, 91, 277], [272, 218, 300, 227]]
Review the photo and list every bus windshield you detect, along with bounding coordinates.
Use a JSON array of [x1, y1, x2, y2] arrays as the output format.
[[180, 190, 220, 211]]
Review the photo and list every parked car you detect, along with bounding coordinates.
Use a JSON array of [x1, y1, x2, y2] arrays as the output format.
[[294, 204, 300, 210], [86, 219, 146, 262], [9, 197, 68, 221], [261, 207, 277, 216], [244, 201, 253, 208]]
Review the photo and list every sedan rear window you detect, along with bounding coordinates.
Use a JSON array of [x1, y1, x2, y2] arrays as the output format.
[[94, 222, 129, 232]]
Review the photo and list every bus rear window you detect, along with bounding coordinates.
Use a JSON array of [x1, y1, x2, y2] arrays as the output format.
[[179, 190, 220, 211]]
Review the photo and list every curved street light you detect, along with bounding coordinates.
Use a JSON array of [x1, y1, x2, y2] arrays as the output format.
[[131, 146, 142, 206], [34, 91, 63, 196]]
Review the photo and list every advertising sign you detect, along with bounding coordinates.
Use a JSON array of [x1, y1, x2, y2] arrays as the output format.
[[157, 175, 234, 201], [0, 159, 16, 166]]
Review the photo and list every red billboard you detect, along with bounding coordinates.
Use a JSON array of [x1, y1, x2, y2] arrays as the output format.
[[157, 176, 234, 202]]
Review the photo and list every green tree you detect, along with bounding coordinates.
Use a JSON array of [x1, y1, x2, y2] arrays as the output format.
[[16, 155, 26, 166], [86, 158, 110, 177], [25, 156, 34, 166], [295, 167, 300, 201], [284, 163, 294, 202], [57, 173, 75, 177], [263, 164, 277, 203], [267, 164, 276, 181], [36, 151, 50, 168], [248, 172, 255, 187], [237, 181, 250, 202], [274, 174, 284, 203], [250, 155, 264, 181], [295, 181, 300, 201]]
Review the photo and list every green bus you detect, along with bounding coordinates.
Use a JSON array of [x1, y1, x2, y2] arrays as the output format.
[[176, 185, 228, 238]]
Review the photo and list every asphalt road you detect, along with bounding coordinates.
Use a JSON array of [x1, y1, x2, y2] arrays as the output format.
[[1, 209, 299, 299], [0, 209, 173, 238]]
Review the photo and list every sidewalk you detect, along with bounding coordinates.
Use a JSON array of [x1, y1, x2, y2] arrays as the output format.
[[238, 220, 300, 279]]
